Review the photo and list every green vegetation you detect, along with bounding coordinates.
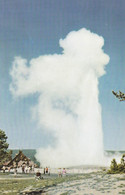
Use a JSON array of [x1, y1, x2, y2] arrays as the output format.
[[0, 129, 12, 169], [0, 174, 87, 195], [107, 154, 125, 174], [119, 191, 125, 194], [112, 90, 125, 101], [0, 171, 125, 194]]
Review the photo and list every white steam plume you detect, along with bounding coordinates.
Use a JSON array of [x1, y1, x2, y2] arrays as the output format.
[[10, 28, 110, 167]]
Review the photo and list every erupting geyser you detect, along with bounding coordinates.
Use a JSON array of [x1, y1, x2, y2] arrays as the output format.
[[10, 28, 110, 167]]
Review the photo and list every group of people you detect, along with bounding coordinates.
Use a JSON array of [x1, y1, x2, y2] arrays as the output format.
[[22, 165, 34, 173], [35, 167, 67, 180], [58, 168, 66, 177], [2, 165, 35, 174]]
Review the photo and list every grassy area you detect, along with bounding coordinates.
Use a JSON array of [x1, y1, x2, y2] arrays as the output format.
[[0, 173, 88, 195], [1, 171, 124, 194]]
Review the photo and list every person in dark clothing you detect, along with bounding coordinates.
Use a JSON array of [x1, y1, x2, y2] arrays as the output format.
[[36, 170, 41, 179]]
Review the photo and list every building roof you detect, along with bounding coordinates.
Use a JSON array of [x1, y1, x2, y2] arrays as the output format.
[[6, 150, 37, 167]]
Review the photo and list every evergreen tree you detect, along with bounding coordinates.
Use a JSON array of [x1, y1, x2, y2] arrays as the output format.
[[108, 154, 125, 174], [112, 90, 125, 101], [0, 129, 12, 168], [110, 158, 118, 172]]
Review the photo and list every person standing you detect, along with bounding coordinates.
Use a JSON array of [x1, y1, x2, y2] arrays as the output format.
[[58, 168, 62, 177], [62, 168, 66, 176]]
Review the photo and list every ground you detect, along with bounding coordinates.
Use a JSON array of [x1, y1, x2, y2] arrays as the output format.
[[0, 171, 125, 194]]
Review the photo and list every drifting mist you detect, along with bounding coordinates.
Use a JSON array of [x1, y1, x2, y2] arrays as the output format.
[[10, 28, 110, 167]]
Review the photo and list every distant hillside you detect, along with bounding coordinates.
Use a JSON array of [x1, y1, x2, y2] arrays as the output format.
[[8, 149, 40, 166], [105, 150, 125, 154]]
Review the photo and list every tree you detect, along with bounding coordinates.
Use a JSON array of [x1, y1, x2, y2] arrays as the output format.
[[0, 129, 12, 168], [107, 154, 125, 174], [110, 158, 118, 172], [112, 90, 125, 101]]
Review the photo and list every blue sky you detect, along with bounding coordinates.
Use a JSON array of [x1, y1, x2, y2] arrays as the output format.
[[0, 0, 125, 150]]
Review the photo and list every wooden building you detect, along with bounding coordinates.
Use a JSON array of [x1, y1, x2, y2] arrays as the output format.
[[5, 150, 38, 170]]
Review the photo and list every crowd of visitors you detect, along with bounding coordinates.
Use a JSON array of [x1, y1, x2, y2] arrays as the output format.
[[2, 165, 67, 180]]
